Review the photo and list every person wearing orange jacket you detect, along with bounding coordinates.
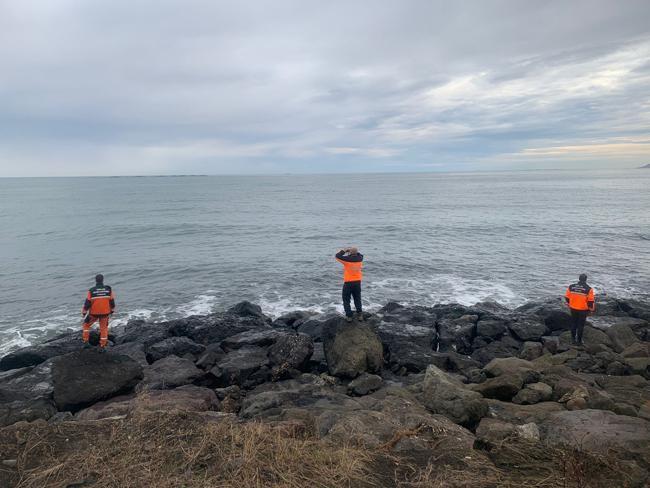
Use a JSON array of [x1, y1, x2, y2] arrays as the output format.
[[564, 274, 595, 346], [81, 274, 115, 349], [335, 247, 364, 322]]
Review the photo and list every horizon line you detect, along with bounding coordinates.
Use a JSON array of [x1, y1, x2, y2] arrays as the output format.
[[0, 166, 645, 179]]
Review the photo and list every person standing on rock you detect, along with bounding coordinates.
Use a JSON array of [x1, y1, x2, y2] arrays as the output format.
[[81, 274, 115, 349], [335, 247, 364, 322], [565, 274, 595, 346]]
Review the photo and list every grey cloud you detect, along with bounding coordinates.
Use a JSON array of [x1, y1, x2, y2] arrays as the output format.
[[0, 0, 649, 175]]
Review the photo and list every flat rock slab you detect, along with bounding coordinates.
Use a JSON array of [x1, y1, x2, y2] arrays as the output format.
[[52, 350, 143, 412], [542, 409, 650, 461], [76, 385, 219, 420]]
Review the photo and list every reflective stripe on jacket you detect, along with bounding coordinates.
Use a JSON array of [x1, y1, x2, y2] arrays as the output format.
[[565, 283, 594, 311], [83, 285, 115, 316], [335, 251, 363, 282]]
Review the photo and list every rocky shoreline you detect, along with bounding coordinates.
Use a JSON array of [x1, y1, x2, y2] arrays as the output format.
[[1, 296, 650, 486]]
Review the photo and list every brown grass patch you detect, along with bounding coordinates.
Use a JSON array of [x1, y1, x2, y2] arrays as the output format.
[[0, 407, 642, 488], [4, 411, 376, 488]]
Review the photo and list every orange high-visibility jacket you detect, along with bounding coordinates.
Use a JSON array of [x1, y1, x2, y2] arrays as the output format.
[[335, 251, 363, 282], [82, 285, 115, 316], [565, 283, 594, 311]]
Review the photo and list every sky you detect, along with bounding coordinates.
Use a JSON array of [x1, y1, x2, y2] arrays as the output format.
[[1, 0, 649, 176]]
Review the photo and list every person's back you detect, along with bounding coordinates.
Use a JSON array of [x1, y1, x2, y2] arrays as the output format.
[[564, 274, 594, 346], [335, 247, 364, 322], [81, 274, 115, 348]]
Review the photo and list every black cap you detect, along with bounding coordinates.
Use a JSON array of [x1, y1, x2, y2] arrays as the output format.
[[579, 274, 587, 283], [95, 274, 104, 284]]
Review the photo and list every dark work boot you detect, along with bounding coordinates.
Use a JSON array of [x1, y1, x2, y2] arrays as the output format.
[[345, 315, 353, 323], [356, 312, 364, 322]]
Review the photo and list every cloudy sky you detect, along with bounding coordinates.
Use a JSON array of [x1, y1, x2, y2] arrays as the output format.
[[1, 1, 649, 176]]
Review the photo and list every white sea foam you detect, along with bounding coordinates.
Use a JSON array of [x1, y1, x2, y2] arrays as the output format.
[[175, 292, 220, 316]]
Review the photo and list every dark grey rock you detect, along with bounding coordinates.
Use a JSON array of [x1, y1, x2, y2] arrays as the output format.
[[476, 319, 507, 339], [220, 329, 282, 351], [210, 346, 269, 387], [52, 350, 143, 412], [227, 301, 267, 319], [347, 373, 383, 396], [267, 333, 314, 372], [137, 355, 202, 391], [146, 336, 206, 363], [508, 319, 548, 342], [605, 323, 639, 353], [421, 365, 488, 428]]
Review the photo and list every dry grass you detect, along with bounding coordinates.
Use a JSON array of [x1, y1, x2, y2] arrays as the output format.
[[0, 406, 643, 488], [5, 411, 376, 488]]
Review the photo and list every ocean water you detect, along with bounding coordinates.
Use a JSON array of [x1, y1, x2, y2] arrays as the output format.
[[1, 170, 649, 355]]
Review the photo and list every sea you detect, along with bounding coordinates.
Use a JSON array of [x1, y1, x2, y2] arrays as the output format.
[[1, 170, 649, 356]]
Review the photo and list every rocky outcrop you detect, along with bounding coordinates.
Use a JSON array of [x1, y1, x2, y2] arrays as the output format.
[[1, 296, 649, 484], [322, 320, 383, 378]]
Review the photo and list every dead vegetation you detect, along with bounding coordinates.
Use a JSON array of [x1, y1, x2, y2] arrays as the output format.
[[0, 407, 642, 488]]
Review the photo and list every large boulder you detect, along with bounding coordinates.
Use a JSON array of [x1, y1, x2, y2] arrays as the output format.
[[483, 357, 537, 378], [322, 320, 383, 379], [471, 335, 522, 366], [476, 319, 507, 339], [473, 373, 525, 401], [111, 342, 148, 366], [605, 323, 639, 353], [227, 301, 268, 319], [0, 361, 58, 426], [136, 355, 203, 391], [508, 319, 548, 342], [512, 382, 553, 405], [373, 320, 437, 372], [115, 319, 170, 347], [210, 346, 270, 387], [421, 365, 488, 428], [51, 350, 143, 412], [541, 409, 650, 462], [145, 337, 206, 363]]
